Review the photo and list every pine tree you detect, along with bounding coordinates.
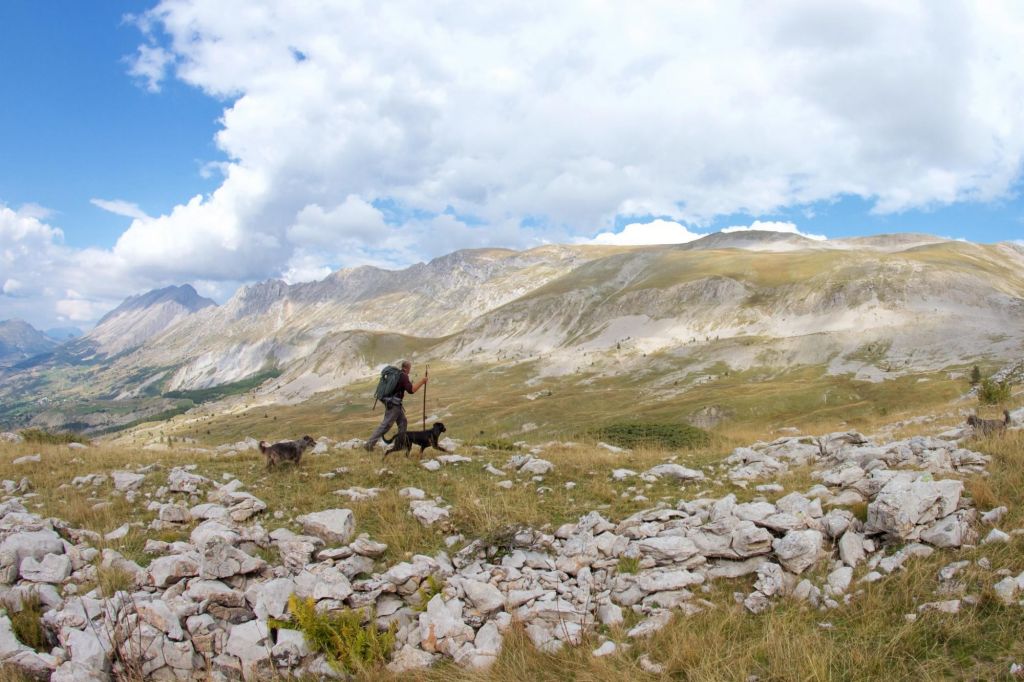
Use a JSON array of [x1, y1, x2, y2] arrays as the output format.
[[970, 365, 982, 385]]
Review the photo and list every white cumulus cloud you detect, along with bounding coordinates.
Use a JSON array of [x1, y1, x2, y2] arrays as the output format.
[[590, 220, 706, 246], [112, 0, 1024, 282], [721, 220, 827, 241]]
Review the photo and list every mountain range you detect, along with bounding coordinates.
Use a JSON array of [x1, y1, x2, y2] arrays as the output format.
[[1, 231, 1022, 433]]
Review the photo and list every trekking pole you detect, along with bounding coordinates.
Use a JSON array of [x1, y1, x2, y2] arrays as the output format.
[[422, 364, 428, 430]]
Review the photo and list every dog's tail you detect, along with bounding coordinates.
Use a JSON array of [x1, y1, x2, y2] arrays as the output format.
[[381, 434, 395, 445]]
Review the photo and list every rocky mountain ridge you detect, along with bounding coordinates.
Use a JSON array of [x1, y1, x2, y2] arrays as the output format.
[[1, 231, 1023, 432]]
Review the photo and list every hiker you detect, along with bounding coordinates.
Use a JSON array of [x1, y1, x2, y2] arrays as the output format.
[[364, 360, 428, 451]]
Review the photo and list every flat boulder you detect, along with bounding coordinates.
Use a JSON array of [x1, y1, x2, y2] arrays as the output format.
[[296, 509, 355, 545], [644, 463, 705, 481]]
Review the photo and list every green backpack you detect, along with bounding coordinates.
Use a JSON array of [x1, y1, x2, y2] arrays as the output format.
[[373, 366, 403, 409]]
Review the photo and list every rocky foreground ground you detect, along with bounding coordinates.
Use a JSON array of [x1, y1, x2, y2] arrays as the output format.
[[0, 412, 1023, 680]]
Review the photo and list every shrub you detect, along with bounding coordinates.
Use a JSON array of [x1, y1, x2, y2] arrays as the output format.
[[594, 421, 710, 449], [18, 428, 89, 445], [272, 595, 395, 674], [978, 378, 1011, 405], [970, 365, 982, 385], [617, 556, 641, 574]]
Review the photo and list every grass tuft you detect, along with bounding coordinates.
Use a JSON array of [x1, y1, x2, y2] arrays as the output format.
[[5, 590, 48, 651]]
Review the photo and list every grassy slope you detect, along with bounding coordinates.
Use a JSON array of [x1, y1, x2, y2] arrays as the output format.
[[1, 399, 1021, 680]]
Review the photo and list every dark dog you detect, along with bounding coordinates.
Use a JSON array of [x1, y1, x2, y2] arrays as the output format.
[[382, 423, 448, 459], [966, 411, 1011, 437], [259, 435, 316, 468]]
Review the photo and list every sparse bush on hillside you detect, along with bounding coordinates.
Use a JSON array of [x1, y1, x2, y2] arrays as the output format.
[[978, 378, 1011, 405], [18, 428, 89, 445], [970, 365, 982, 385], [594, 421, 710, 449], [271, 595, 395, 674]]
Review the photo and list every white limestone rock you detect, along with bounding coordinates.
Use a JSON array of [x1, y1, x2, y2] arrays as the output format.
[[225, 619, 272, 679], [772, 530, 824, 574], [296, 509, 356, 545], [111, 471, 145, 491], [644, 463, 705, 481], [462, 579, 504, 614], [19, 553, 72, 584], [627, 609, 673, 638], [866, 475, 962, 539]]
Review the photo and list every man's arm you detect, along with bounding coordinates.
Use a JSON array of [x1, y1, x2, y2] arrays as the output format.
[[409, 368, 429, 394]]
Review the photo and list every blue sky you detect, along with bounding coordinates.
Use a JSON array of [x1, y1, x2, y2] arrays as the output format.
[[1, 2, 1023, 329], [0, 1, 223, 249]]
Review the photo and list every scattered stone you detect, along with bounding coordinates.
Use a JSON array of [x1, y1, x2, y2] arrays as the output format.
[[982, 528, 1010, 545], [643, 463, 705, 481], [111, 471, 145, 491], [639, 654, 665, 674], [917, 600, 961, 615], [981, 506, 1008, 525]]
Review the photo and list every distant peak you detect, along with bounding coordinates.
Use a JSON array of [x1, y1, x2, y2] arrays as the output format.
[[96, 284, 216, 326]]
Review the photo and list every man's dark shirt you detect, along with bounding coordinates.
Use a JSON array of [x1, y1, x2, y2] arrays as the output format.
[[391, 371, 414, 403]]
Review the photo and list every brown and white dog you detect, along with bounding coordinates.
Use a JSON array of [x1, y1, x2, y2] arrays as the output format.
[[966, 410, 1011, 437], [259, 435, 316, 468], [382, 422, 448, 459]]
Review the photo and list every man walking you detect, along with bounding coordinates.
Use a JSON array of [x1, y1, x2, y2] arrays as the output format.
[[364, 360, 427, 451]]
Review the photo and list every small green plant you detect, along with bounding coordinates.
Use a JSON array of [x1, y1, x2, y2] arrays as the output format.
[[594, 422, 710, 449], [978, 378, 1011, 405], [272, 595, 395, 674], [412, 575, 445, 612], [617, 555, 641, 574], [18, 428, 89, 445], [970, 365, 982, 386], [5, 591, 47, 651]]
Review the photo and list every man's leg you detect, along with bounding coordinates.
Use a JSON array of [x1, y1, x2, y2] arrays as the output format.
[[395, 406, 408, 437], [365, 406, 399, 450]]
